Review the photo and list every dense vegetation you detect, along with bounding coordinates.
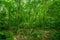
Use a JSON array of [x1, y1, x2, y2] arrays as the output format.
[[0, 0, 60, 40]]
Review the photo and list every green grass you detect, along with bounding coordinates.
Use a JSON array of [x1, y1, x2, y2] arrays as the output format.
[[0, 0, 60, 40]]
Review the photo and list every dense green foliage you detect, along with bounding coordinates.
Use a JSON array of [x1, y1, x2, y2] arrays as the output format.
[[0, 0, 60, 40]]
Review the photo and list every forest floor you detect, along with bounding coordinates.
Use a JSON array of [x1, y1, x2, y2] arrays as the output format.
[[14, 29, 58, 40]]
